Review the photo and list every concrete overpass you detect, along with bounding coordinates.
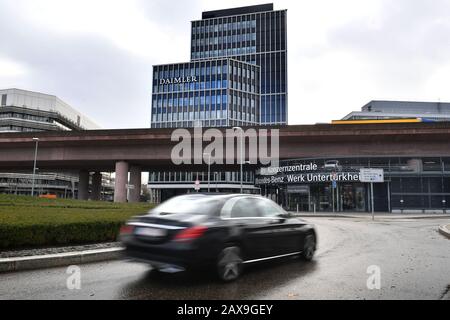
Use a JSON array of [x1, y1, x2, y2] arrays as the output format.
[[1, 123, 450, 202]]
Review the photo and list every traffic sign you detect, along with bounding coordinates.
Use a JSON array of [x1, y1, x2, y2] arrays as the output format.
[[359, 168, 384, 183], [125, 184, 135, 190], [360, 168, 384, 221]]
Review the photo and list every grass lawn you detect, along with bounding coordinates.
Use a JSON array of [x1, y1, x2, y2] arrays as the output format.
[[0, 194, 154, 250]]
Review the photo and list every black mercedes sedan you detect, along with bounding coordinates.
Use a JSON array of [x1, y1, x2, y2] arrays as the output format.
[[120, 194, 317, 281]]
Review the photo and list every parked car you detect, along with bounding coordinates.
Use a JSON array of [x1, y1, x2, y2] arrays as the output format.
[[120, 194, 317, 281], [323, 160, 342, 171]]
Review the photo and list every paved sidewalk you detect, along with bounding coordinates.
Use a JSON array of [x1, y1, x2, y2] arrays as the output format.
[[0, 242, 122, 259], [0, 244, 125, 273]]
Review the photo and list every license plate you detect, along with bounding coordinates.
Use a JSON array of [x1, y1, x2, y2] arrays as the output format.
[[134, 227, 167, 237]]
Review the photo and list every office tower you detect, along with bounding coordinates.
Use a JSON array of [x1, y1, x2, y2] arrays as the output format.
[[191, 4, 287, 125]]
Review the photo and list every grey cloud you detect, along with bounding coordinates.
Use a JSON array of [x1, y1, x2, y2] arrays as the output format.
[[138, 0, 202, 26], [329, 0, 450, 60], [315, 0, 450, 95], [1, 0, 450, 128], [0, 1, 153, 129]]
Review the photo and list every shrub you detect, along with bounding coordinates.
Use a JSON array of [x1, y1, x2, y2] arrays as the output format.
[[0, 195, 154, 249]]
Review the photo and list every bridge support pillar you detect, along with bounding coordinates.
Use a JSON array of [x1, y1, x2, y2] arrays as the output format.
[[78, 170, 89, 201], [114, 161, 129, 203], [91, 172, 102, 201], [129, 166, 141, 203]]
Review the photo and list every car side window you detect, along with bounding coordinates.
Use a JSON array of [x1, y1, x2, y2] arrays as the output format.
[[255, 199, 284, 218], [230, 198, 260, 218]]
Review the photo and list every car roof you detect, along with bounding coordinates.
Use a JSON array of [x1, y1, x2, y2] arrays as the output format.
[[174, 193, 264, 201]]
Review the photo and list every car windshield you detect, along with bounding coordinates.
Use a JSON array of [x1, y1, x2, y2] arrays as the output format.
[[150, 195, 225, 216]]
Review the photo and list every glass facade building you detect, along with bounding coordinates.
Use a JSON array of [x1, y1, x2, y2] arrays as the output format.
[[191, 4, 287, 125], [257, 157, 450, 213], [148, 170, 258, 203], [148, 4, 287, 202], [151, 58, 259, 128]]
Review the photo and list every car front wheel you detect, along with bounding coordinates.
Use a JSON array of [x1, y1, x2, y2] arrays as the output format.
[[301, 233, 316, 261], [217, 246, 243, 282]]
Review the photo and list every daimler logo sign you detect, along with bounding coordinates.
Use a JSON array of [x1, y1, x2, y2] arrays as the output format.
[[159, 76, 198, 85]]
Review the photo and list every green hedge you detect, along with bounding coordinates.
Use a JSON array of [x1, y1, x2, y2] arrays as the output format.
[[0, 195, 154, 249]]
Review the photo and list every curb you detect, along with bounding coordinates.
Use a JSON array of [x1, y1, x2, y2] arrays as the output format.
[[438, 225, 450, 239], [0, 247, 124, 273]]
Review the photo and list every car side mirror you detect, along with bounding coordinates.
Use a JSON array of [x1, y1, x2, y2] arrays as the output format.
[[269, 217, 286, 224], [276, 213, 290, 222]]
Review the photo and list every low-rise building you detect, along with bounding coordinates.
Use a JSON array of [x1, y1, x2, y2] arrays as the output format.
[[0, 88, 112, 199], [0, 88, 99, 132], [342, 100, 450, 122]]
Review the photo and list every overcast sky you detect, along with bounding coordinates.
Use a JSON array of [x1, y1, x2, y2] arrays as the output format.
[[0, 0, 449, 129]]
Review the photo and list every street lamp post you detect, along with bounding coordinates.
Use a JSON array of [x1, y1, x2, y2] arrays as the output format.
[[232, 127, 244, 194], [31, 137, 39, 197], [203, 152, 211, 192]]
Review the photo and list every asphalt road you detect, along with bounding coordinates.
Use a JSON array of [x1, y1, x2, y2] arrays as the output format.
[[1, 217, 449, 300]]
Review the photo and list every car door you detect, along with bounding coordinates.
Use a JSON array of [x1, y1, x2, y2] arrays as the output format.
[[254, 198, 303, 255], [222, 197, 276, 260]]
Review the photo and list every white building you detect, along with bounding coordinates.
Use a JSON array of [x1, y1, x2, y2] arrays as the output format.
[[0, 88, 111, 199], [0, 88, 99, 132]]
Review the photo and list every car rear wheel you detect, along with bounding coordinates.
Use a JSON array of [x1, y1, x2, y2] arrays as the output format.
[[217, 246, 243, 282], [301, 233, 316, 261]]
